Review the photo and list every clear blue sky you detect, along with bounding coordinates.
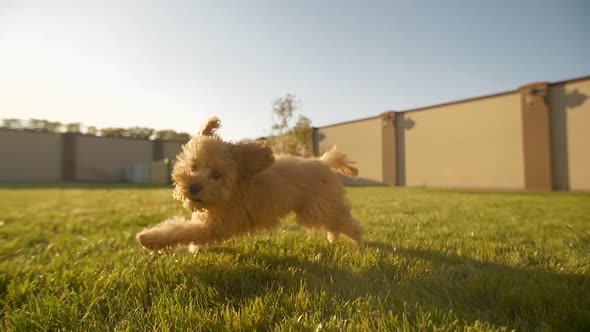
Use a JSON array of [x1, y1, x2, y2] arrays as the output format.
[[1, 0, 589, 140]]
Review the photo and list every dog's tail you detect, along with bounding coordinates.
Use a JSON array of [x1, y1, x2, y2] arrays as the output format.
[[320, 146, 358, 177]]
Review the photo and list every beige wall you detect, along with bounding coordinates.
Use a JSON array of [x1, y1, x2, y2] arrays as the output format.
[[76, 136, 153, 181], [0, 130, 62, 181], [318, 117, 383, 184], [150, 160, 171, 185], [549, 78, 590, 191], [162, 141, 184, 160], [404, 92, 525, 189]]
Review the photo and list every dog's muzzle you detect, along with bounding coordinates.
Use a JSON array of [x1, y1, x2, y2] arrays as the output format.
[[189, 184, 202, 195]]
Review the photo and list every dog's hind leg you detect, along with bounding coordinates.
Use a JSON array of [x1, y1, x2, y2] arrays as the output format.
[[296, 203, 364, 246]]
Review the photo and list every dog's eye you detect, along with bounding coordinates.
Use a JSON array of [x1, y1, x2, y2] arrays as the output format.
[[210, 170, 222, 180], [190, 165, 198, 172]]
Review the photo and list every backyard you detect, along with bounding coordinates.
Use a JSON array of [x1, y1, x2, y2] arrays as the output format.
[[0, 185, 589, 331]]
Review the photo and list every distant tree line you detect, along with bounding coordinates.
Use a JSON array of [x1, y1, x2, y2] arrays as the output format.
[[3, 94, 314, 153], [0, 118, 191, 141]]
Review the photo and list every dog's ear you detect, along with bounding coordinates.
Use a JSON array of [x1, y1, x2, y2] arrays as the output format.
[[199, 117, 221, 136], [230, 141, 275, 179]]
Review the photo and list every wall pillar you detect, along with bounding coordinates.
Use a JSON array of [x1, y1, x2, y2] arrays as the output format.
[[381, 111, 397, 186], [394, 112, 406, 186], [61, 133, 77, 181], [519, 82, 553, 191], [311, 127, 320, 157], [153, 139, 164, 161]]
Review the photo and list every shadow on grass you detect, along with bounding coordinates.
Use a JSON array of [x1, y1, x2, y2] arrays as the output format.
[[143, 242, 590, 330]]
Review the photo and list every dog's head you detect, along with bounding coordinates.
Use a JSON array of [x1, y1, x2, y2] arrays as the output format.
[[171, 117, 275, 212]]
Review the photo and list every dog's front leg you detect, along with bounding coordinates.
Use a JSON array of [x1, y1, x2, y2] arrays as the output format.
[[136, 216, 218, 250]]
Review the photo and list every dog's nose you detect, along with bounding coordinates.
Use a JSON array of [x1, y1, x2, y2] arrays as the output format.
[[189, 184, 202, 195]]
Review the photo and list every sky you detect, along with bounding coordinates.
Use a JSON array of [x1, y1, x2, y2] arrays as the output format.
[[1, 0, 589, 141]]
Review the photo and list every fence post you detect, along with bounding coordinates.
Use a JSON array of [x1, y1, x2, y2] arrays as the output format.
[[61, 133, 77, 181]]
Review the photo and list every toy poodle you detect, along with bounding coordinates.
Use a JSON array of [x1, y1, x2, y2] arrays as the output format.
[[136, 117, 363, 251]]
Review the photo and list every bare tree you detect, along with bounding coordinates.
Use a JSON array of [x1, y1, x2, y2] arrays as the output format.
[[290, 115, 313, 156], [268, 94, 313, 157]]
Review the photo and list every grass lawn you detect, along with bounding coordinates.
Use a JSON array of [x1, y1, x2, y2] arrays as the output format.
[[1, 185, 589, 331]]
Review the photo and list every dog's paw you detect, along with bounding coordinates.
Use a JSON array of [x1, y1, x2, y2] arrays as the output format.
[[172, 243, 200, 254], [136, 229, 167, 250]]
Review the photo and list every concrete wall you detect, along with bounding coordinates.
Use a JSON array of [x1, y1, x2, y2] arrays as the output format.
[[318, 117, 383, 184], [2, 77, 588, 190], [549, 78, 590, 191], [403, 92, 525, 189], [0, 130, 62, 181], [121, 159, 171, 185], [0, 131, 182, 183], [149, 160, 171, 185], [162, 141, 184, 160], [75, 136, 153, 181]]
